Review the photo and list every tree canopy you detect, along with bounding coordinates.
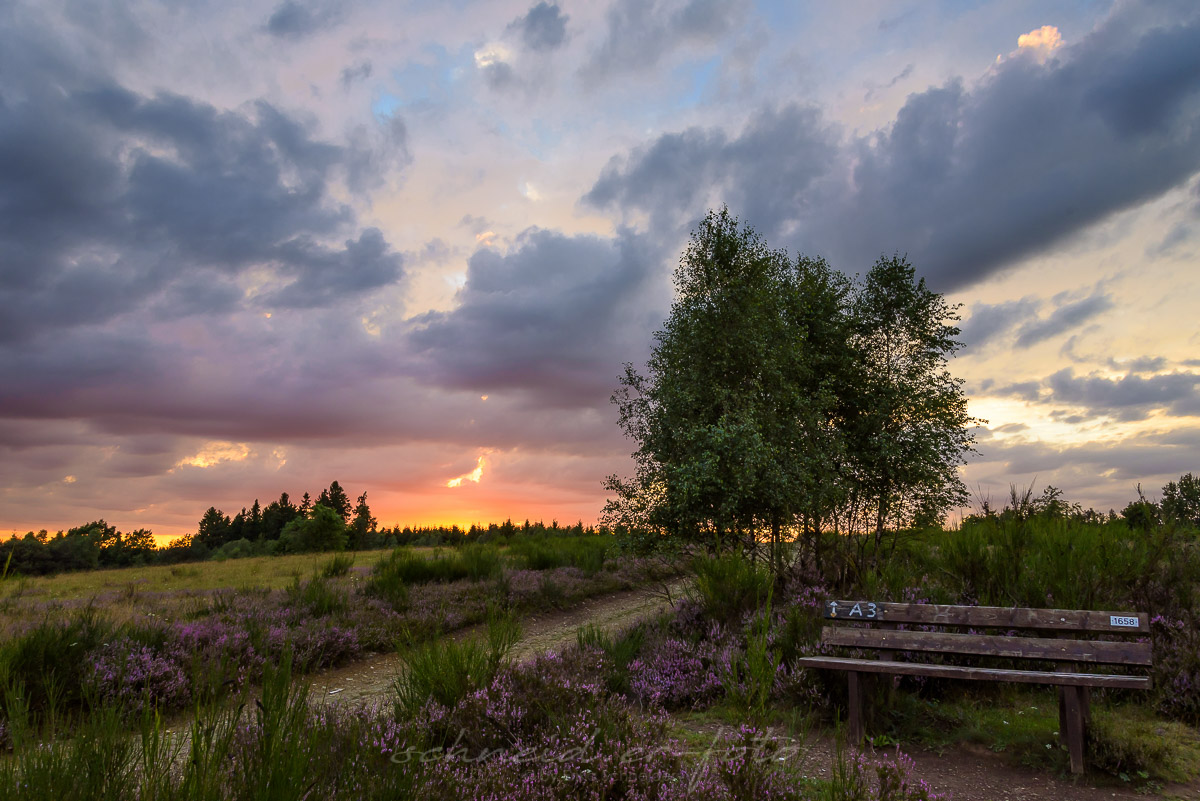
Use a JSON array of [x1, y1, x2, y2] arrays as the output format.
[[604, 208, 979, 559]]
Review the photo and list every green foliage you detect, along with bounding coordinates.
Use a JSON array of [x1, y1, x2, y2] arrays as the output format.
[[722, 599, 781, 720], [1089, 705, 1200, 783], [284, 574, 348, 617], [1161, 472, 1200, 529], [507, 535, 611, 574], [690, 552, 772, 621], [210, 537, 270, 561], [0, 607, 110, 721], [576, 623, 646, 694], [319, 553, 355, 578], [605, 208, 976, 562], [393, 609, 520, 717], [459, 543, 503, 580], [278, 503, 348, 553]]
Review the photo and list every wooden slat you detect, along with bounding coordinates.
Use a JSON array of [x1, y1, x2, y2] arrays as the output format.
[[794, 656, 1152, 690], [821, 601, 1149, 633], [821, 627, 1152, 666]]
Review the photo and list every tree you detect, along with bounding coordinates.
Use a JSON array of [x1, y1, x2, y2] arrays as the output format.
[[278, 504, 348, 553], [842, 255, 980, 544], [604, 209, 850, 561], [318, 481, 352, 523], [604, 211, 978, 564], [1161, 473, 1200, 528], [196, 507, 232, 549], [348, 492, 377, 549]]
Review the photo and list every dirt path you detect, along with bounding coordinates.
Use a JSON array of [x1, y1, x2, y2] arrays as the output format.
[[308, 579, 686, 707]]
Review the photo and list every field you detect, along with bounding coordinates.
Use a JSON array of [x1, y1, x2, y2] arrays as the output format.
[[2, 518, 1200, 800]]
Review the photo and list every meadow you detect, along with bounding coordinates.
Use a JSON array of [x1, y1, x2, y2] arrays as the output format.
[[2, 506, 1200, 799]]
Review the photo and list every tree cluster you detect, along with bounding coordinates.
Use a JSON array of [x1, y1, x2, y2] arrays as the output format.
[[603, 209, 980, 565]]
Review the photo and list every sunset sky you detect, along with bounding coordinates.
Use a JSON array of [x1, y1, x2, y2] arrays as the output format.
[[2, 0, 1199, 539]]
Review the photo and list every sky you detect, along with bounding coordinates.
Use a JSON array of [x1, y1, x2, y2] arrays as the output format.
[[2, 0, 1200, 538]]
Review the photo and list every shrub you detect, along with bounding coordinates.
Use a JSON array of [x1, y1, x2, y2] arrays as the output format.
[[0, 607, 111, 719], [576, 623, 645, 694], [690, 552, 772, 621], [459, 544, 502, 581], [393, 609, 520, 717], [285, 574, 348, 618], [320, 553, 355, 578], [507, 535, 612, 573]]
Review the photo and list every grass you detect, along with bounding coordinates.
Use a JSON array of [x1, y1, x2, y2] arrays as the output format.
[[876, 685, 1200, 784], [0, 548, 400, 600]]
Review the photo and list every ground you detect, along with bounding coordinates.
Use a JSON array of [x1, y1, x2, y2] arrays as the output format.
[[308, 580, 1200, 801]]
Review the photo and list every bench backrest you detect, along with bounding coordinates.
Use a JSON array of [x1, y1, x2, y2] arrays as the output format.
[[820, 600, 1151, 668]]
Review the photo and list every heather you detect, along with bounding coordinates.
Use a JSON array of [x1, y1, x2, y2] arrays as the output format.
[[0, 634, 943, 801], [0, 540, 676, 728]]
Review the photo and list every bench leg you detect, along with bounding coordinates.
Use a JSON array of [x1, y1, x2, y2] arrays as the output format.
[[847, 671, 864, 745], [1062, 686, 1086, 774]]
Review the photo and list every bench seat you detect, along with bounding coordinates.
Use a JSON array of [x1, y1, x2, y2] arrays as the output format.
[[795, 655, 1152, 690]]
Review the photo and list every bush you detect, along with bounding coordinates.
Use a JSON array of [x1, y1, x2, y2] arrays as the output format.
[[284, 574, 348, 618], [393, 609, 519, 717], [690, 552, 772, 621], [210, 538, 268, 561], [507, 535, 612, 573], [0, 607, 111, 720], [459, 544, 502, 581], [320, 553, 355, 578], [278, 505, 348, 553], [576, 623, 645, 694]]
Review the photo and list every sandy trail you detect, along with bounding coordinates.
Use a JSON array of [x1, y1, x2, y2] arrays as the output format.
[[308, 579, 687, 707]]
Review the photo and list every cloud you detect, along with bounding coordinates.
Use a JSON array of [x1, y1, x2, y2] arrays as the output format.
[[0, 37, 407, 346], [584, 7, 1200, 289], [988, 368, 1200, 421], [175, 441, 252, 469], [1014, 25, 1064, 63], [580, 0, 747, 86], [509, 3, 569, 52], [958, 297, 1041, 351], [585, 105, 839, 238], [1014, 290, 1113, 348], [407, 228, 668, 408], [265, 0, 344, 39]]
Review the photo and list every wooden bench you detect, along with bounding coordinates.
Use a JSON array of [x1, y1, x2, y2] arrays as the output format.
[[795, 600, 1153, 774]]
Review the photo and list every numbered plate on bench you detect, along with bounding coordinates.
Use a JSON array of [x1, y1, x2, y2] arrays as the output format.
[[826, 600, 879, 619]]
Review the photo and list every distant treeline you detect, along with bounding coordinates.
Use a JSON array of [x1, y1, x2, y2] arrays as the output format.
[[0, 479, 613, 577], [3, 474, 1196, 578]]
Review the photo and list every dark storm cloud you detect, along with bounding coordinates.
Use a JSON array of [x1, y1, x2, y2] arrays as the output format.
[[509, 3, 569, 52], [580, 0, 746, 86], [584, 7, 1200, 289], [0, 38, 405, 345], [1014, 290, 1113, 348], [407, 228, 668, 407], [585, 105, 839, 237]]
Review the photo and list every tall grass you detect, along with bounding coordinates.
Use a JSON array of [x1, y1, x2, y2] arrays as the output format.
[[0, 607, 110, 724], [393, 608, 520, 718], [689, 552, 772, 621], [507, 535, 612, 574]]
